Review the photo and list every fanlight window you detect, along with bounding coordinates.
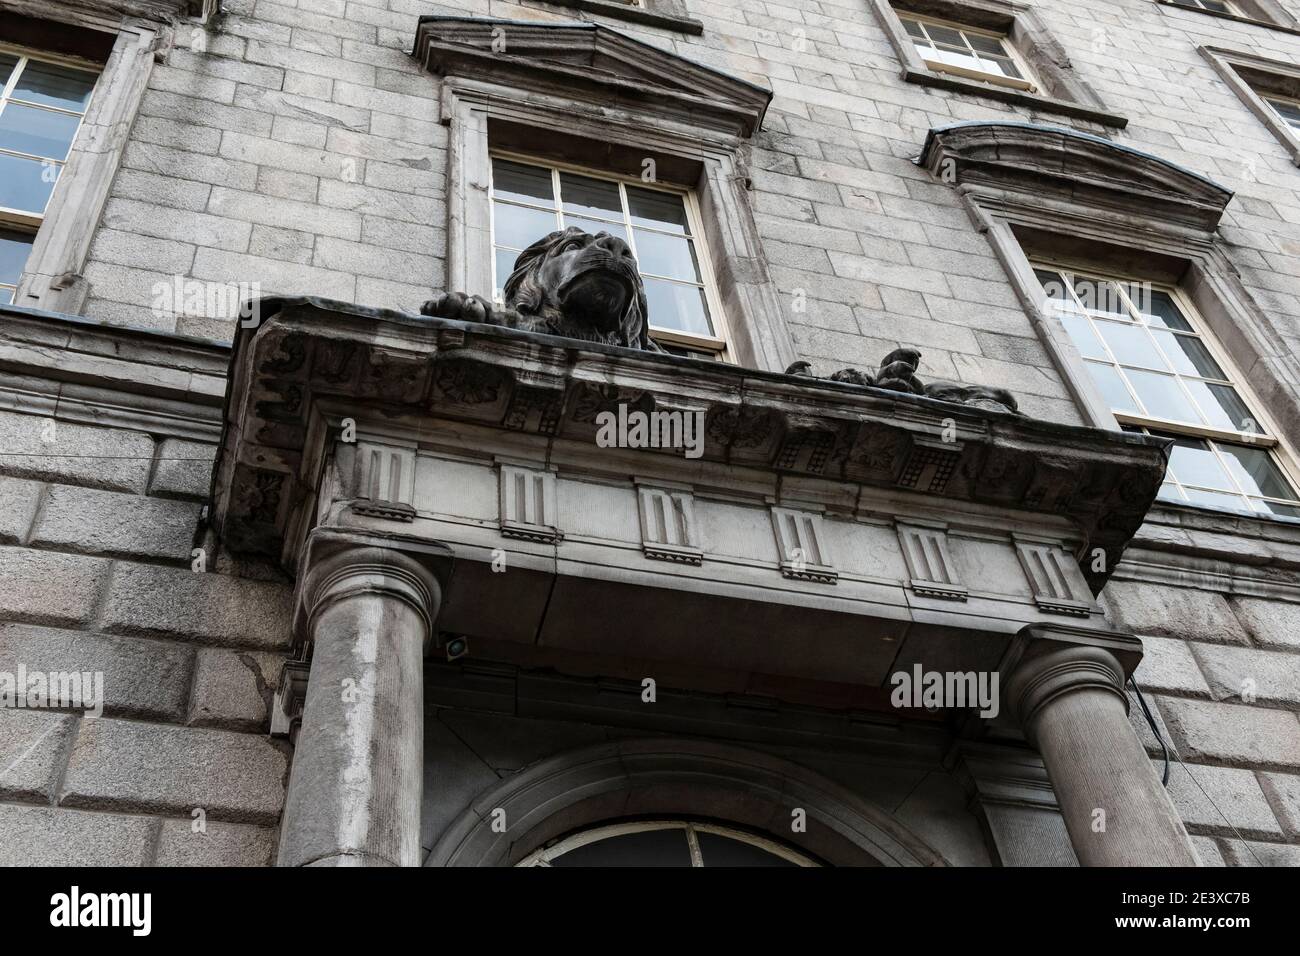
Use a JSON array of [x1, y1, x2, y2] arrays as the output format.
[[1034, 265, 1300, 519], [516, 820, 819, 867], [488, 154, 727, 359]]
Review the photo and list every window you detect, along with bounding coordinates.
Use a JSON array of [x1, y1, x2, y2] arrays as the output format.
[[516, 820, 818, 867], [489, 154, 728, 359], [1262, 92, 1300, 134], [1034, 266, 1300, 519], [0, 46, 98, 306], [897, 12, 1036, 91], [1164, 0, 1300, 28], [1201, 47, 1300, 167], [1183, 0, 1238, 12]]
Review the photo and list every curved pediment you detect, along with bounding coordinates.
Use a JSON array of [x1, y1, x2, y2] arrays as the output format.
[[412, 16, 772, 138], [919, 121, 1233, 232]]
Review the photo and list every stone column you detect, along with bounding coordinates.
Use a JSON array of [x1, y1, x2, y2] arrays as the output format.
[[1006, 636, 1198, 867], [277, 531, 445, 867]]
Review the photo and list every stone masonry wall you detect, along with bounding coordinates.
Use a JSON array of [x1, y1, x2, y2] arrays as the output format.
[[4, 0, 1300, 864]]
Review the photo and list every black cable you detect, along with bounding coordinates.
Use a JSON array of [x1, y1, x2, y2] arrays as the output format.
[[1129, 676, 1169, 787]]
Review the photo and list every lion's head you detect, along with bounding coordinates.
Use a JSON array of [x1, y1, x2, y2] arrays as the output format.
[[502, 226, 661, 351]]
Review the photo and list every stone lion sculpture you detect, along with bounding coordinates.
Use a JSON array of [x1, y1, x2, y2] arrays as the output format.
[[420, 226, 663, 352], [787, 348, 1020, 415]]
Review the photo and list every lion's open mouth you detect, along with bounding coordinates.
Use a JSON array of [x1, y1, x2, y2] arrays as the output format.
[[557, 267, 635, 331]]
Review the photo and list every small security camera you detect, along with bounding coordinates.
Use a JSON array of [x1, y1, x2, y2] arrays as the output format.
[[444, 636, 470, 661]]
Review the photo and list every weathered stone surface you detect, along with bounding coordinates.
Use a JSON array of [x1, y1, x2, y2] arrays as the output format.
[[1259, 772, 1300, 839], [0, 804, 156, 866], [31, 485, 202, 562], [100, 563, 293, 650], [1159, 698, 1300, 771], [1221, 840, 1300, 867], [0, 477, 42, 544], [0, 547, 110, 626], [0, 710, 77, 802], [1190, 836, 1226, 867], [155, 818, 277, 866], [151, 438, 218, 500], [60, 718, 288, 824], [1230, 597, 1300, 651], [0, 411, 153, 493], [1102, 580, 1248, 644], [0, 624, 194, 722], [1164, 762, 1280, 837], [1127, 687, 1175, 758], [188, 648, 283, 730], [1190, 642, 1300, 708], [1131, 635, 1211, 696]]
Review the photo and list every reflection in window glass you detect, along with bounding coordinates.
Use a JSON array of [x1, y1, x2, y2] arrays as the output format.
[[1037, 265, 1300, 519]]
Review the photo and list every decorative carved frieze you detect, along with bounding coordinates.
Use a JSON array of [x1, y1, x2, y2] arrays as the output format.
[[498, 462, 562, 544], [1015, 538, 1094, 617], [897, 524, 967, 601], [350, 441, 416, 523], [637, 486, 703, 565], [771, 507, 837, 584]]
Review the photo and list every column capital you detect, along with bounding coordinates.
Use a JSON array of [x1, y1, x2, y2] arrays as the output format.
[[292, 528, 453, 652]]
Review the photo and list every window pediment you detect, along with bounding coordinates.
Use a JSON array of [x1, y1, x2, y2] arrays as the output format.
[[920, 121, 1233, 233], [412, 16, 772, 138]]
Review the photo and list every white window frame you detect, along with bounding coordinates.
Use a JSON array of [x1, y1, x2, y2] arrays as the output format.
[[487, 150, 732, 358], [515, 819, 819, 867], [895, 12, 1040, 93], [1032, 258, 1300, 516]]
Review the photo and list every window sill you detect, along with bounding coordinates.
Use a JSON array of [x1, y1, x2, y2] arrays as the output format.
[[902, 67, 1129, 129], [1155, 0, 1300, 36], [520, 0, 704, 35]]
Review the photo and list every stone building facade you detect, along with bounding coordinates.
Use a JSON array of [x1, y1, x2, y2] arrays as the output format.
[[1, 0, 1299, 867]]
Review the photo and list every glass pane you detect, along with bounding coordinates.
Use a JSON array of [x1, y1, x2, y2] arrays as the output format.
[[1168, 437, 1235, 491], [633, 229, 701, 283], [627, 186, 689, 235], [0, 102, 82, 160], [1158, 482, 1185, 503], [0, 288, 11, 305], [564, 216, 627, 241], [926, 24, 966, 46], [1218, 444, 1297, 501], [1132, 289, 1193, 331], [1150, 330, 1224, 379], [1084, 362, 1140, 414], [0, 152, 57, 213], [491, 159, 554, 207], [900, 16, 926, 38], [965, 33, 1008, 56], [1035, 269, 1070, 302], [1267, 98, 1300, 130], [1183, 380, 1253, 433], [697, 832, 798, 867], [1061, 313, 1107, 360], [930, 45, 984, 71], [644, 277, 712, 336], [1096, 320, 1169, 370], [493, 247, 518, 294], [0, 229, 33, 286], [1252, 499, 1300, 519], [0, 54, 17, 89], [10, 60, 96, 112], [1183, 487, 1250, 513], [1198, 0, 1232, 11], [978, 55, 1023, 80], [1075, 277, 1129, 320], [493, 200, 557, 250], [559, 172, 622, 221], [1126, 368, 1199, 423], [909, 37, 935, 58], [549, 828, 691, 867]]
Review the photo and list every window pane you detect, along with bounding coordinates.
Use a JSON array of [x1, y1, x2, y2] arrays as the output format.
[[0, 229, 33, 287], [564, 216, 627, 241], [925, 24, 966, 46], [633, 229, 701, 282], [900, 16, 926, 38], [1126, 368, 1199, 423], [493, 200, 557, 249], [0, 102, 82, 160], [930, 45, 984, 71], [1184, 380, 1253, 432], [1084, 362, 1140, 414], [493, 247, 518, 293], [1266, 97, 1300, 131], [1131, 289, 1193, 331], [1096, 320, 1169, 371], [491, 159, 554, 207], [1150, 330, 1224, 379], [1060, 314, 1106, 360], [559, 172, 622, 221], [549, 828, 691, 867], [627, 186, 689, 235], [965, 33, 1007, 56], [1184, 487, 1250, 513], [0, 152, 57, 213], [1075, 277, 1129, 320], [644, 277, 712, 336], [0, 288, 11, 305], [1168, 437, 1235, 491], [1219, 444, 1297, 501], [978, 55, 1023, 80], [1158, 482, 1185, 503], [11, 61, 96, 112], [1252, 499, 1300, 519], [697, 832, 798, 867], [1035, 269, 1070, 302], [0, 53, 17, 89]]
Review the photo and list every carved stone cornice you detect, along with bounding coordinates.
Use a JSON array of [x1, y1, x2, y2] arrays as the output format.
[[919, 121, 1234, 234], [412, 16, 772, 138], [2, 0, 214, 25], [212, 297, 1168, 595]]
